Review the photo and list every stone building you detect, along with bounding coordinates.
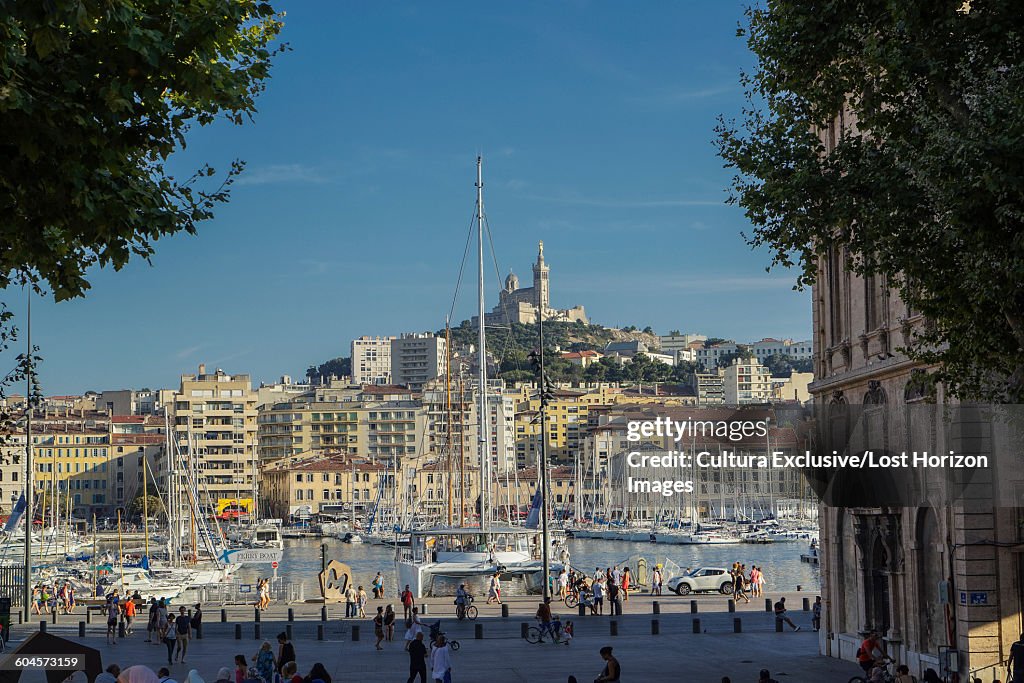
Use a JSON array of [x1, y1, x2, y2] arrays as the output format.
[[811, 240, 1022, 676], [480, 242, 587, 325]]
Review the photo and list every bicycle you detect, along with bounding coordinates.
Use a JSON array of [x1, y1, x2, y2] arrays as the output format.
[[848, 659, 896, 683], [524, 616, 564, 644], [454, 595, 478, 621], [427, 620, 460, 651]]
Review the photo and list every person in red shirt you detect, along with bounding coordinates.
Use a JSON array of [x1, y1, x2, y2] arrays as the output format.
[[858, 631, 888, 674], [400, 584, 415, 620], [124, 598, 137, 635]]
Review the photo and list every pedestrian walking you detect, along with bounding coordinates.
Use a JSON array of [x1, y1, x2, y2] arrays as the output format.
[[621, 567, 631, 602], [105, 597, 119, 645], [812, 596, 821, 631], [757, 566, 767, 595], [594, 646, 621, 683], [254, 642, 275, 683], [358, 585, 368, 618], [372, 572, 384, 599], [404, 607, 424, 651], [384, 604, 397, 641], [406, 632, 428, 683], [374, 606, 386, 650], [162, 616, 177, 665], [174, 607, 191, 663], [486, 572, 501, 605], [430, 635, 452, 683], [650, 565, 662, 596], [191, 604, 203, 639], [607, 581, 622, 616], [345, 584, 358, 619], [592, 578, 604, 615], [401, 585, 416, 619], [773, 597, 800, 631], [277, 632, 296, 671]]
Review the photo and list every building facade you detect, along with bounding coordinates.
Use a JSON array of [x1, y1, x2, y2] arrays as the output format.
[[170, 365, 259, 508], [351, 336, 396, 385], [722, 357, 774, 405], [811, 240, 1022, 677], [391, 333, 448, 390]]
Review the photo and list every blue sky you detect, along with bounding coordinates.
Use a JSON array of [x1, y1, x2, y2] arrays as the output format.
[[3, 1, 811, 394]]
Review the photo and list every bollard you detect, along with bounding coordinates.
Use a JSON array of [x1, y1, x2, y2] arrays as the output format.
[[734, 617, 742, 633], [690, 600, 698, 614], [351, 624, 359, 641], [286, 624, 293, 640], [255, 607, 261, 623], [765, 598, 773, 612], [321, 606, 327, 621], [118, 620, 126, 638], [221, 609, 227, 623], [578, 604, 586, 617], [802, 597, 810, 611], [85, 608, 91, 624], [197, 622, 203, 640], [501, 604, 508, 618], [728, 599, 735, 613], [420, 604, 427, 615], [18, 611, 22, 625], [288, 608, 294, 622], [79, 621, 86, 637], [40, 620, 46, 633], [653, 601, 660, 615], [651, 619, 659, 635], [317, 624, 324, 640], [521, 623, 529, 639], [235, 624, 242, 639], [474, 624, 483, 640], [51, 607, 57, 624], [255, 623, 262, 639], [775, 618, 783, 632], [691, 618, 700, 634], [610, 620, 618, 636]]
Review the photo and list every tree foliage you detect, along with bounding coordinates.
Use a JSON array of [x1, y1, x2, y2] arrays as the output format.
[[307, 357, 352, 383], [716, 0, 1024, 401], [1, 0, 286, 301]]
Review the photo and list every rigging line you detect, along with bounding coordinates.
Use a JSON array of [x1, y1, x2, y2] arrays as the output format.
[[447, 207, 480, 325], [481, 214, 520, 371]]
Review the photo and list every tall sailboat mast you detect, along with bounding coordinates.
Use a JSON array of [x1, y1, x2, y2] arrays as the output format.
[[475, 156, 490, 534]]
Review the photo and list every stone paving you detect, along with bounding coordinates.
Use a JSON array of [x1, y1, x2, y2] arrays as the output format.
[[3, 594, 865, 682]]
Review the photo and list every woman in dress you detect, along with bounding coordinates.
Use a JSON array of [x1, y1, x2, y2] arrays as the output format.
[[253, 641, 276, 683], [383, 604, 396, 641]]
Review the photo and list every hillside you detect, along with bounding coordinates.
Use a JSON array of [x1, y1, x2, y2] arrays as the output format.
[[439, 320, 661, 359]]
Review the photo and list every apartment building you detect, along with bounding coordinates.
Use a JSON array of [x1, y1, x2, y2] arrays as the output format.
[[30, 427, 112, 513], [722, 357, 773, 404], [351, 336, 396, 385], [391, 332, 447, 390], [108, 415, 166, 511], [170, 365, 258, 508], [695, 371, 725, 405], [696, 341, 741, 370], [260, 453, 391, 519], [750, 338, 813, 362], [257, 383, 424, 464]]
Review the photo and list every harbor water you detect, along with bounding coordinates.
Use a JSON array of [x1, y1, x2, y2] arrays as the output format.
[[228, 536, 820, 599]]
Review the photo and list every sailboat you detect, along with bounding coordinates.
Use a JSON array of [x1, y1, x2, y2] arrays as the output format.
[[395, 157, 564, 598]]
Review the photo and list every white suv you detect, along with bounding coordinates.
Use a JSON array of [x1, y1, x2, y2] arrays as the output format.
[[666, 567, 733, 595]]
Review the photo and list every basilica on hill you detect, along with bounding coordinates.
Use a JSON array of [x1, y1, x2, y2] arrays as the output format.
[[481, 241, 588, 326]]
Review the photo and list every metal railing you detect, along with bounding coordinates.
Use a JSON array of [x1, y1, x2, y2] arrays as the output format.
[[191, 578, 306, 606]]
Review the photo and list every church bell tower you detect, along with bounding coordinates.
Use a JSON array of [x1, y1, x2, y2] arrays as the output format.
[[532, 240, 550, 313]]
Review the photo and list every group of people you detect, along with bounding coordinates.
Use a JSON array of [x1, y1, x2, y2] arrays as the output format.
[[371, 604, 398, 649], [239, 632, 304, 683], [730, 562, 766, 602], [31, 581, 76, 614], [404, 626, 453, 683], [254, 579, 272, 610], [343, 584, 368, 618]]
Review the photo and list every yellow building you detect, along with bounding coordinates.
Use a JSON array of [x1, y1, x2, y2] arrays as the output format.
[[31, 427, 111, 513], [260, 452, 391, 519]]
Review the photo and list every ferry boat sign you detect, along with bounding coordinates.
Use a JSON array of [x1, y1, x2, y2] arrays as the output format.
[[219, 548, 284, 565]]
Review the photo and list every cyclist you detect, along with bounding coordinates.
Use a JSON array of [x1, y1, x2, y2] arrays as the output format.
[[857, 631, 889, 676], [536, 599, 559, 643], [454, 584, 469, 620]]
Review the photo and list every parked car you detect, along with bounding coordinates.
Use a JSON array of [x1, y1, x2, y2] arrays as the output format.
[[666, 567, 733, 596]]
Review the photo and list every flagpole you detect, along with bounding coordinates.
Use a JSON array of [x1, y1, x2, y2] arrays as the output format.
[[22, 288, 32, 621]]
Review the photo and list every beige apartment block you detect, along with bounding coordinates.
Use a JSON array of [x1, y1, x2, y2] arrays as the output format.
[[722, 356, 774, 404], [108, 415, 166, 512], [260, 453, 391, 519], [351, 335, 396, 385], [171, 365, 258, 509]]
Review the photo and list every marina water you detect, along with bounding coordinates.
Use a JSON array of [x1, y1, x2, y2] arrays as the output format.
[[228, 537, 820, 599]]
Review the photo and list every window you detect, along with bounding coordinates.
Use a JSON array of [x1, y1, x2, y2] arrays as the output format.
[[296, 490, 303, 501], [323, 489, 330, 500]]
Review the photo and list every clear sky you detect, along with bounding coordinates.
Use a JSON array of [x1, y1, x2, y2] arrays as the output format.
[[3, 1, 811, 395]]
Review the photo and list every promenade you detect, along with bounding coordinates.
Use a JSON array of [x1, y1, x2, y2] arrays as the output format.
[[5, 593, 865, 682]]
